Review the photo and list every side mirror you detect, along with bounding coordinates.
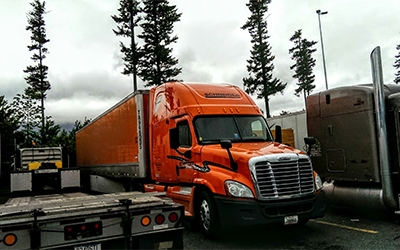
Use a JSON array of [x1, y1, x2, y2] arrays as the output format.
[[275, 125, 282, 143], [304, 137, 316, 146], [220, 140, 237, 171], [304, 137, 316, 156], [220, 140, 232, 149], [170, 127, 192, 159], [183, 150, 192, 159], [169, 128, 179, 149]]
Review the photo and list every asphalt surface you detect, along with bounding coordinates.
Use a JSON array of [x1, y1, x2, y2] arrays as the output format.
[[183, 205, 400, 249]]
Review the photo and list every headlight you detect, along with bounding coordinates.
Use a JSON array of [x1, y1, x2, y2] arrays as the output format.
[[224, 180, 254, 198], [314, 172, 323, 190]]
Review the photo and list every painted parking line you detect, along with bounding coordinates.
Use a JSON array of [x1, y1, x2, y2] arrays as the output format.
[[310, 219, 378, 234]]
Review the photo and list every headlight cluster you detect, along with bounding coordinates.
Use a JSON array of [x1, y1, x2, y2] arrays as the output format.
[[314, 172, 323, 190], [224, 180, 254, 198]]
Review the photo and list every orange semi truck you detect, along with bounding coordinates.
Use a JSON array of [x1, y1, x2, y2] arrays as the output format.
[[76, 82, 326, 237]]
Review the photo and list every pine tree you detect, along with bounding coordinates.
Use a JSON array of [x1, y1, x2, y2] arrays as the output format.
[[12, 94, 42, 147], [242, 0, 286, 118], [0, 96, 20, 171], [57, 119, 91, 167], [40, 116, 61, 146], [289, 29, 317, 106], [24, 0, 50, 142], [394, 43, 400, 84], [138, 0, 182, 87], [112, 0, 142, 91]]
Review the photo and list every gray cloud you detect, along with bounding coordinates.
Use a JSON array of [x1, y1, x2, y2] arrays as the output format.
[[1, 0, 400, 125]]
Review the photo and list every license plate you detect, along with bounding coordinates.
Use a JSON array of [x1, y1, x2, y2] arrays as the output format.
[[74, 243, 101, 250], [36, 169, 58, 173], [284, 215, 298, 225]]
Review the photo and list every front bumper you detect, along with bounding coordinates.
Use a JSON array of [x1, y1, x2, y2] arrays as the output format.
[[213, 190, 326, 228]]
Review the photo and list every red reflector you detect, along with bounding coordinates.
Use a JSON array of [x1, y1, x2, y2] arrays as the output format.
[[81, 225, 86, 231], [67, 227, 73, 232], [4, 234, 17, 246], [169, 212, 178, 222], [155, 214, 165, 224], [95, 223, 100, 229]]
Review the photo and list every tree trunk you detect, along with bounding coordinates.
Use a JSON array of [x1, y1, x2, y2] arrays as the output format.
[[264, 96, 270, 118], [130, 7, 137, 92]]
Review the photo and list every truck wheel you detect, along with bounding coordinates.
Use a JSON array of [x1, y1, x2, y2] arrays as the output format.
[[197, 190, 220, 238]]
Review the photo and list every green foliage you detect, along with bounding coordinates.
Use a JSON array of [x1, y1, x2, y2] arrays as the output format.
[[394, 43, 400, 84], [112, 0, 142, 90], [289, 29, 317, 104], [242, 0, 286, 118], [57, 119, 91, 167], [0, 96, 20, 170], [0, 96, 19, 132], [138, 0, 182, 87], [24, 0, 51, 142], [11, 94, 42, 146], [40, 116, 61, 146], [24, 0, 50, 100]]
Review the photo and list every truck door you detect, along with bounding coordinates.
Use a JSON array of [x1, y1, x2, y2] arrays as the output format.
[[169, 119, 196, 183]]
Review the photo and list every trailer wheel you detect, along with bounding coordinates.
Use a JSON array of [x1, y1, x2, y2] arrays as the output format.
[[197, 190, 220, 238]]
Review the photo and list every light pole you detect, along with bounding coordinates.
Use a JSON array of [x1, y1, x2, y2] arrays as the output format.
[[316, 9, 328, 90]]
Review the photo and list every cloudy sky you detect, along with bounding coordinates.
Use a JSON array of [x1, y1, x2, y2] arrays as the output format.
[[1, 0, 400, 127]]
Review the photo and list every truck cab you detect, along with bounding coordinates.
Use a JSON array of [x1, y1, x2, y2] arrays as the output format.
[[147, 82, 326, 236], [306, 84, 400, 211]]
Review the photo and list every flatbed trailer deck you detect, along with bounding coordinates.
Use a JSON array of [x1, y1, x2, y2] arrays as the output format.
[[0, 192, 184, 249]]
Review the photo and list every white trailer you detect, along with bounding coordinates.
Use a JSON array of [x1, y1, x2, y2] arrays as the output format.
[[266, 110, 307, 149]]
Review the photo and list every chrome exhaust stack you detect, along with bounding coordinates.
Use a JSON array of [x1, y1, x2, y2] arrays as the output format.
[[321, 47, 398, 211], [370, 46, 397, 210]]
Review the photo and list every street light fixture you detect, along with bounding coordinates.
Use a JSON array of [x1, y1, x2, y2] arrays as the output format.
[[316, 9, 328, 90]]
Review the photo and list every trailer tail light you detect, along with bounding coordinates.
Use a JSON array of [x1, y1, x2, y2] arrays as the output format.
[[141, 216, 151, 226], [155, 214, 165, 224], [169, 212, 178, 223], [3, 233, 17, 246], [64, 221, 102, 240], [140, 212, 179, 227]]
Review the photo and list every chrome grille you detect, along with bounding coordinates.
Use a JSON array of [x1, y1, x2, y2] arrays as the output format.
[[251, 154, 314, 199]]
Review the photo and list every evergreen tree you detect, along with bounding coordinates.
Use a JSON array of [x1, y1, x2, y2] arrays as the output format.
[[0, 96, 20, 171], [11, 94, 42, 147], [24, 0, 50, 142], [242, 0, 286, 118], [138, 0, 182, 87], [40, 116, 61, 146], [394, 42, 400, 84], [112, 0, 142, 91], [57, 119, 91, 167], [289, 29, 317, 106]]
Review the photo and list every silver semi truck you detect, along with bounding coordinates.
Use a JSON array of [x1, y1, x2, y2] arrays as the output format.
[[306, 47, 400, 214]]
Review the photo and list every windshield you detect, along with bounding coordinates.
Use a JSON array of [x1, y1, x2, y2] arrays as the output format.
[[194, 116, 273, 144]]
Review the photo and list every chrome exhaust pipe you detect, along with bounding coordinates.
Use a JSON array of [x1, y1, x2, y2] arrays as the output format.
[[370, 46, 398, 210]]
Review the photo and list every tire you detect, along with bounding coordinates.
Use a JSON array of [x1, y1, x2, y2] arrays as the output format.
[[197, 190, 220, 238]]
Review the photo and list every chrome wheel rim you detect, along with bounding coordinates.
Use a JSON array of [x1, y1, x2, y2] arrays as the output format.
[[200, 198, 211, 230]]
